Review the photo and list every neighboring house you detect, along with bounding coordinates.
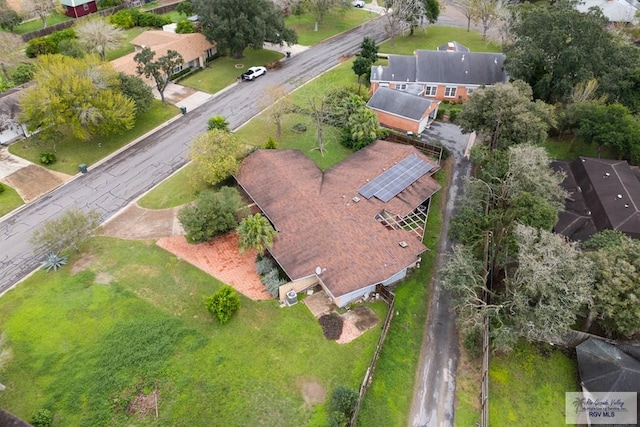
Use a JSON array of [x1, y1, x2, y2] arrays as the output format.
[[110, 31, 216, 83], [576, 338, 640, 425], [576, 0, 639, 25], [367, 87, 440, 134], [553, 157, 640, 241], [370, 44, 507, 102], [0, 87, 28, 146], [60, 0, 98, 18], [235, 140, 441, 307]]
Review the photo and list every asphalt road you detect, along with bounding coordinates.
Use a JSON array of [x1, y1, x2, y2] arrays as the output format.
[[0, 17, 388, 294]]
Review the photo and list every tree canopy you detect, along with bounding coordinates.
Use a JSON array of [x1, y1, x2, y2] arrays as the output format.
[[189, 129, 245, 186], [193, 0, 297, 58], [134, 47, 183, 103], [237, 213, 277, 255], [456, 80, 555, 149], [29, 208, 102, 255], [504, 2, 640, 106], [19, 54, 135, 141]]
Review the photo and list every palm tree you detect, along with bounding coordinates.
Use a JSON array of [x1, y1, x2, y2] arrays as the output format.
[[237, 213, 277, 255], [208, 115, 230, 132]]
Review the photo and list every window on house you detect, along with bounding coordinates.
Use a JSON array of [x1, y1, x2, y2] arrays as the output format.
[[379, 83, 389, 88], [83, 3, 89, 10], [444, 87, 457, 98], [397, 83, 407, 90], [206, 48, 214, 58], [424, 86, 437, 96], [467, 87, 475, 96], [173, 65, 183, 74]]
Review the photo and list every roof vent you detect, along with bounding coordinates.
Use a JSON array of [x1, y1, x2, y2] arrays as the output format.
[[494, 58, 498, 65], [604, 172, 610, 178], [399, 241, 408, 248], [461, 54, 465, 62], [352, 196, 361, 203], [617, 194, 623, 199], [625, 203, 630, 208]]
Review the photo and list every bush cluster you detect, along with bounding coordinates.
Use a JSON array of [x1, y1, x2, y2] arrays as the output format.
[[205, 286, 240, 324], [110, 9, 171, 29], [255, 257, 285, 297], [328, 385, 359, 427], [318, 312, 343, 340], [26, 28, 76, 58]]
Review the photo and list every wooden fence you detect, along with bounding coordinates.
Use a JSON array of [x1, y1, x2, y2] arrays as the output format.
[[349, 286, 396, 427], [384, 132, 443, 163]]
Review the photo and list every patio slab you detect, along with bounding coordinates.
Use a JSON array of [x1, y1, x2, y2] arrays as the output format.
[[303, 290, 335, 317]]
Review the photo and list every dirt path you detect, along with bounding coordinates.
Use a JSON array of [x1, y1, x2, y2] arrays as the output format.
[[2, 165, 70, 203], [100, 203, 182, 240]]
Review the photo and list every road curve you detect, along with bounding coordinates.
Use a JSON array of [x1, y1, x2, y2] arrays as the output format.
[[0, 17, 388, 294]]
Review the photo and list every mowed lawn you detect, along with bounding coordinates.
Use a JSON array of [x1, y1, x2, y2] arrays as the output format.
[[0, 183, 24, 217], [0, 237, 383, 426], [285, 8, 378, 46], [490, 342, 579, 426], [180, 48, 284, 94], [378, 26, 502, 54], [8, 101, 177, 175]]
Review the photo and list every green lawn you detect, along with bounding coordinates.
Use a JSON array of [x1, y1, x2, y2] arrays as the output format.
[[105, 27, 147, 61], [0, 237, 383, 426], [285, 8, 378, 46], [454, 343, 482, 427], [180, 48, 284, 94], [543, 135, 615, 160], [0, 183, 24, 217], [137, 163, 209, 209], [490, 342, 579, 426], [379, 26, 502, 55], [12, 13, 72, 35], [9, 101, 177, 175], [357, 159, 450, 426]]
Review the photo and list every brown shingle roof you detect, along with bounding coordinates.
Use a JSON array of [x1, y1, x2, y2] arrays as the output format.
[[111, 31, 215, 79], [236, 141, 441, 299]]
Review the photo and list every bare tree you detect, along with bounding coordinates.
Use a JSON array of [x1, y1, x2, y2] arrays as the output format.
[[307, 92, 329, 155], [382, 0, 411, 47], [470, 0, 502, 40], [263, 85, 293, 139], [451, 0, 475, 31], [0, 32, 26, 81], [75, 18, 124, 61], [22, 0, 57, 28]]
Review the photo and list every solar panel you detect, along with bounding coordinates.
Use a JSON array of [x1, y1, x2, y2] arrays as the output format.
[[358, 155, 434, 202]]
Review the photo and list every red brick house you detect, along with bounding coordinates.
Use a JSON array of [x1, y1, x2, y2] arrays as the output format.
[[370, 44, 507, 103], [235, 141, 441, 307], [60, 0, 97, 18], [367, 87, 440, 134]]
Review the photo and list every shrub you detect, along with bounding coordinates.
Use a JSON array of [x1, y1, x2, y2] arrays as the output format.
[[178, 187, 245, 243], [264, 136, 278, 149], [39, 152, 57, 165], [30, 409, 53, 427], [0, 182, 5, 194], [262, 268, 285, 297], [330, 385, 359, 419], [291, 122, 307, 133], [448, 109, 458, 123], [205, 285, 240, 324], [11, 63, 35, 85], [57, 38, 85, 58], [110, 9, 135, 29], [176, 20, 196, 34], [255, 256, 276, 275], [26, 29, 76, 58], [318, 312, 343, 340], [118, 73, 153, 116]]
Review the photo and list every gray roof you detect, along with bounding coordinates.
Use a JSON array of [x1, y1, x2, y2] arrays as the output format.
[[372, 50, 507, 86], [577, 338, 640, 393], [437, 41, 470, 52], [415, 50, 507, 85], [0, 87, 23, 119], [371, 55, 416, 83], [367, 87, 435, 121]]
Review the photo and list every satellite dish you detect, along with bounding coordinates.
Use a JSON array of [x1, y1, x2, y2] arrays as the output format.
[[315, 266, 322, 275]]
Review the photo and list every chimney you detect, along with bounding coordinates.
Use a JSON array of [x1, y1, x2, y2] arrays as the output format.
[[447, 42, 455, 51]]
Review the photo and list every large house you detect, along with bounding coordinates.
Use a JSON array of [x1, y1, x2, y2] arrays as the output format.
[[111, 31, 216, 83], [60, 0, 97, 18], [369, 44, 507, 103], [235, 141, 441, 307], [553, 157, 640, 241]]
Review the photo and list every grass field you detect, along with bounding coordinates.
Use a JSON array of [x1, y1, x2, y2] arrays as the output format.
[[285, 8, 378, 46], [490, 342, 579, 426], [180, 48, 284, 94], [454, 341, 482, 427], [8, 101, 177, 175], [0, 237, 384, 426], [378, 26, 502, 55], [0, 183, 24, 217], [543, 135, 615, 160], [356, 159, 450, 426], [12, 13, 72, 35]]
